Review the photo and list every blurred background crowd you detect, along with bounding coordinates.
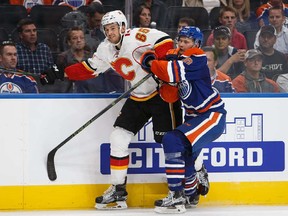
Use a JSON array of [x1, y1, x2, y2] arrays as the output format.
[[0, 0, 288, 93]]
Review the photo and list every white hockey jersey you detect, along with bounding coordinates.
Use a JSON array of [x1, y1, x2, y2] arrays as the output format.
[[65, 28, 174, 100]]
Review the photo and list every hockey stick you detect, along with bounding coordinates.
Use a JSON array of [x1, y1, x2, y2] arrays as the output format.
[[0, 66, 38, 77], [47, 72, 153, 181]]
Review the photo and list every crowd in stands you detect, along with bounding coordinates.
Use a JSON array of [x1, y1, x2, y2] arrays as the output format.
[[0, 0, 288, 93]]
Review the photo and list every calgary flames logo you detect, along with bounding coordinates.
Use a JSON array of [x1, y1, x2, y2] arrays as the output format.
[[111, 57, 136, 81]]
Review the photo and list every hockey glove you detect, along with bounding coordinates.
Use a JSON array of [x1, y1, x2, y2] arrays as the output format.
[[52, 64, 64, 80], [40, 68, 56, 85], [140, 50, 158, 73]]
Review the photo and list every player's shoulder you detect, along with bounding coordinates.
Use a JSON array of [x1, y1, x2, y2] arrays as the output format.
[[96, 39, 113, 51], [127, 27, 168, 36], [14, 74, 36, 82], [184, 47, 205, 57]]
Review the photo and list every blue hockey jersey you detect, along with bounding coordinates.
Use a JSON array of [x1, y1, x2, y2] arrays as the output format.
[[150, 47, 226, 118], [0, 73, 38, 93]]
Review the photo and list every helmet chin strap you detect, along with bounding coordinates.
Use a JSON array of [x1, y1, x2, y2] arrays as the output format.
[[114, 33, 124, 48]]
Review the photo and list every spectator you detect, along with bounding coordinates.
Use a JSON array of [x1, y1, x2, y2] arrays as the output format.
[[0, 41, 38, 93], [9, 0, 53, 13], [212, 26, 245, 79], [57, 27, 90, 93], [85, 1, 106, 52], [227, 0, 259, 33], [202, 46, 235, 92], [174, 17, 195, 45], [256, 0, 288, 28], [257, 25, 288, 81], [133, 0, 168, 28], [132, 4, 152, 28], [254, 6, 288, 58], [232, 49, 280, 93], [206, 6, 248, 50], [15, 18, 57, 93]]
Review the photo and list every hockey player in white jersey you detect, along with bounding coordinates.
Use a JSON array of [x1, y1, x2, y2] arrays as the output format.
[[65, 10, 183, 209]]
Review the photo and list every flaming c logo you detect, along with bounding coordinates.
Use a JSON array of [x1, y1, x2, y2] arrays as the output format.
[[111, 57, 136, 81]]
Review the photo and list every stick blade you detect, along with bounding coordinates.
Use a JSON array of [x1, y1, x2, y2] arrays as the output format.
[[47, 150, 57, 181]]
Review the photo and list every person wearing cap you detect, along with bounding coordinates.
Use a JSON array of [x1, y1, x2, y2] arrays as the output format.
[[254, 6, 288, 58], [212, 25, 245, 79], [257, 25, 288, 81], [206, 6, 248, 50], [232, 49, 280, 92]]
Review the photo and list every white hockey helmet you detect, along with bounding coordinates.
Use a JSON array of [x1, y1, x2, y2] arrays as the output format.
[[101, 10, 127, 45], [101, 10, 127, 30]]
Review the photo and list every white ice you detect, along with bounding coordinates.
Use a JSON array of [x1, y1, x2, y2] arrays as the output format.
[[1, 206, 288, 216]]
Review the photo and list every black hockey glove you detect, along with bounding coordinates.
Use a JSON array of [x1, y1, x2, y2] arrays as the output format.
[[40, 64, 64, 85], [52, 64, 64, 80], [140, 50, 158, 73], [40, 68, 56, 85]]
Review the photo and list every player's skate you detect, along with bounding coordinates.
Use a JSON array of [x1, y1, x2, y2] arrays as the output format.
[[95, 183, 128, 210], [185, 194, 199, 208], [154, 190, 186, 214], [197, 164, 209, 196]]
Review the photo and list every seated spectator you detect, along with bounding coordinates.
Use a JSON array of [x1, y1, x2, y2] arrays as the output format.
[[257, 25, 288, 81], [9, 0, 52, 13], [181, 0, 222, 13], [212, 26, 245, 79], [227, 0, 259, 33], [84, 1, 106, 52], [206, 6, 248, 50], [133, 4, 152, 28], [203, 46, 235, 92], [133, 0, 168, 28], [256, 0, 288, 28], [15, 18, 59, 93], [56, 27, 90, 93], [174, 17, 195, 46], [254, 6, 288, 59], [59, 27, 124, 93], [0, 41, 38, 93], [232, 49, 280, 93]]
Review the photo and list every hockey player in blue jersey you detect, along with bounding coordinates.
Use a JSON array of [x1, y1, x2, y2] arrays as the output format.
[[140, 26, 227, 214], [0, 41, 38, 93]]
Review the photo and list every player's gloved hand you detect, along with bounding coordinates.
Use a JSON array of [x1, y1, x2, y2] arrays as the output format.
[[140, 50, 158, 73], [166, 48, 179, 61], [52, 64, 64, 80], [40, 64, 65, 85], [40, 68, 56, 85]]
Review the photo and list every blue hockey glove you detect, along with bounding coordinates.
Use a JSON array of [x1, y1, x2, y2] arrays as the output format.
[[140, 50, 158, 73]]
